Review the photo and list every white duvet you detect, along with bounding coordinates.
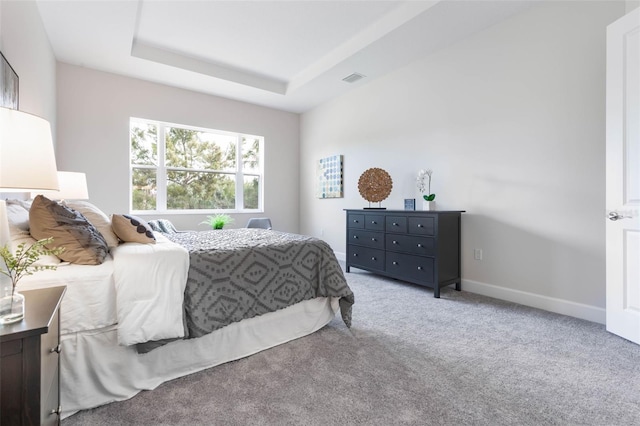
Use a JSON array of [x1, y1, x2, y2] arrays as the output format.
[[110, 233, 189, 346]]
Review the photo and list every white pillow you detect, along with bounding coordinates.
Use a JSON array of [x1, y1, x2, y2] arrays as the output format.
[[63, 200, 120, 248], [6, 199, 32, 237]]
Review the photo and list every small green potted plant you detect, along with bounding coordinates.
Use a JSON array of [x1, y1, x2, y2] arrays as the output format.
[[0, 237, 64, 324], [416, 169, 436, 211], [201, 214, 235, 230]]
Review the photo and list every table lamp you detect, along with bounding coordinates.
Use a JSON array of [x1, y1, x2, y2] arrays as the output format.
[[0, 107, 59, 297], [31, 171, 89, 201]]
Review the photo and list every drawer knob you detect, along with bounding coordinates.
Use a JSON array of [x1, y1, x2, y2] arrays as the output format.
[[50, 406, 62, 416], [371, 221, 377, 224], [417, 266, 423, 270], [50, 344, 61, 354], [371, 257, 376, 261], [417, 244, 422, 248], [392, 222, 398, 226], [417, 224, 423, 228], [371, 238, 376, 241], [392, 261, 398, 265], [353, 253, 358, 257], [353, 235, 358, 239], [353, 219, 359, 223], [392, 240, 398, 245]]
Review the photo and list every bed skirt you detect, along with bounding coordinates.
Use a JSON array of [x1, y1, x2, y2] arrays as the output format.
[[60, 297, 339, 419]]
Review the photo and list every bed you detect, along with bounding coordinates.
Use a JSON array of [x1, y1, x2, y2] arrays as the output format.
[[4, 198, 353, 419]]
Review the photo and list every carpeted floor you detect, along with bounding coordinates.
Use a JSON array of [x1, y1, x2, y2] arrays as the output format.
[[62, 268, 640, 425]]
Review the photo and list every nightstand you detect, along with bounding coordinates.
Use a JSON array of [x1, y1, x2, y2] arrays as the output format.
[[1, 286, 66, 426]]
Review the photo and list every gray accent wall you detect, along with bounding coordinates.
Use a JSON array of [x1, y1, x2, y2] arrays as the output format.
[[299, 1, 627, 323]]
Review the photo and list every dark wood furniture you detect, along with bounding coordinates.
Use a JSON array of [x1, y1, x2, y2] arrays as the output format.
[[345, 209, 464, 297], [1, 286, 66, 426]]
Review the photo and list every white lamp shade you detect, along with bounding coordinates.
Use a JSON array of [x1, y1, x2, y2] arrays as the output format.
[[0, 107, 59, 192], [32, 171, 89, 200]]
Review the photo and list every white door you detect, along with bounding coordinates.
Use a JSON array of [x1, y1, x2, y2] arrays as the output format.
[[606, 8, 640, 344]]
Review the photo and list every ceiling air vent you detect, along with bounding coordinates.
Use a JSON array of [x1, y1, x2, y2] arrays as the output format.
[[342, 72, 366, 83]]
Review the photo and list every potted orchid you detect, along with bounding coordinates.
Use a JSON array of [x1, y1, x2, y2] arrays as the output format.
[[0, 238, 64, 324], [416, 169, 436, 211]]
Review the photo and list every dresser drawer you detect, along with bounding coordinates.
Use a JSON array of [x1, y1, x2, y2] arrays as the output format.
[[386, 234, 435, 256], [348, 229, 384, 249], [386, 252, 435, 284], [385, 216, 407, 233], [347, 213, 365, 229], [408, 216, 435, 236], [347, 245, 385, 271], [364, 215, 385, 231]]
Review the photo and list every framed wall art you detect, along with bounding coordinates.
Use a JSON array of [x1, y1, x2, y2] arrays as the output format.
[[0, 51, 19, 110], [316, 154, 344, 198]]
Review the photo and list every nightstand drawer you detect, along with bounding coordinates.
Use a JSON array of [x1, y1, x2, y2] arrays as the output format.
[[347, 245, 385, 271], [41, 362, 59, 426], [408, 216, 435, 236], [41, 308, 59, 405], [347, 213, 365, 229], [386, 216, 407, 233], [348, 229, 384, 249], [386, 252, 435, 284], [386, 234, 435, 256]]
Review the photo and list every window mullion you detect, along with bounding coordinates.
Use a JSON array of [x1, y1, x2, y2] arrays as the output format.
[[236, 136, 244, 210], [157, 125, 167, 211]]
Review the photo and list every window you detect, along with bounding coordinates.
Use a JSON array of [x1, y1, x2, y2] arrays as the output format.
[[130, 118, 263, 213]]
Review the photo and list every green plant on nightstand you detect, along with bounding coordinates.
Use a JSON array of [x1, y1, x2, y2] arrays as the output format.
[[0, 237, 64, 324]]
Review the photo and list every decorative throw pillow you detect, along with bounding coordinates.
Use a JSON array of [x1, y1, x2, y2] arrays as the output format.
[[111, 214, 156, 244], [29, 195, 109, 265], [63, 200, 120, 248]]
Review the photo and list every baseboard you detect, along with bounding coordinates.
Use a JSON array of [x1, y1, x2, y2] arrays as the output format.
[[334, 250, 604, 324], [462, 278, 606, 324]]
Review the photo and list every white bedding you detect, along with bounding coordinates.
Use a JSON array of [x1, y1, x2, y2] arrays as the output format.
[[20, 233, 189, 347], [20, 256, 117, 334], [110, 233, 189, 345]]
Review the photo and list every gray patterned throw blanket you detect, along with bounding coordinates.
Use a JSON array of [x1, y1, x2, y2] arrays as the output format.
[[165, 229, 353, 338]]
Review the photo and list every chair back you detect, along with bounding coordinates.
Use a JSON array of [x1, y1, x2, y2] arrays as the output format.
[[246, 218, 272, 230]]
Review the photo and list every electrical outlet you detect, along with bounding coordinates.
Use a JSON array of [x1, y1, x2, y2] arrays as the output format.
[[474, 249, 483, 260]]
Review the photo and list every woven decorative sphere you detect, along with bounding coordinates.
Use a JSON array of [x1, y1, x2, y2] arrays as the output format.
[[358, 168, 393, 203]]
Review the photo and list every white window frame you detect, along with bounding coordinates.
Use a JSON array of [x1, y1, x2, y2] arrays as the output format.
[[130, 117, 264, 214]]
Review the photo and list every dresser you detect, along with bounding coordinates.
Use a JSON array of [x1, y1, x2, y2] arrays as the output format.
[[345, 209, 464, 297], [1, 286, 66, 426]]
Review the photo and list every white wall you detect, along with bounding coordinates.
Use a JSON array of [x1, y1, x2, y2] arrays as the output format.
[[0, 0, 56, 128], [300, 1, 626, 323], [0, 0, 57, 204], [56, 64, 300, 232]]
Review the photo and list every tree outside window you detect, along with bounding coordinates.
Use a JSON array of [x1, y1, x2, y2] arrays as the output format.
[[130, 118, 263, 212]]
